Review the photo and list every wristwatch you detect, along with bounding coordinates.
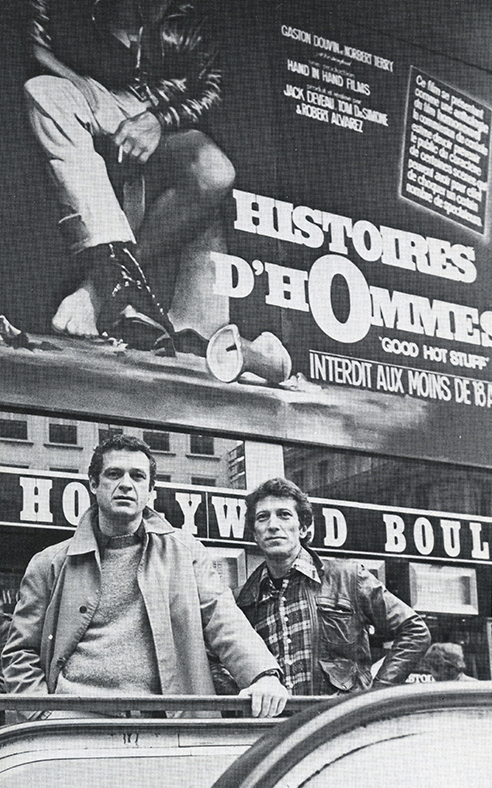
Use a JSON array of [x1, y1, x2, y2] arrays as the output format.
[[251, 668, 283, 683]]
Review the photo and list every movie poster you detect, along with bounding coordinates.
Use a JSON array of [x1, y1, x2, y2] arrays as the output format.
[[0, 1, 492, 779], [1, 0, 492, 466]]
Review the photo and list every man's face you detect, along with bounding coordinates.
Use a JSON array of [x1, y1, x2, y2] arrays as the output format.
[[253, 496, 308, 561], [89, 449, 152, 523]]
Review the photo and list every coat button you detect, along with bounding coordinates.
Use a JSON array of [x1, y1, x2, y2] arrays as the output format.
[[79, 605, 87, 614]]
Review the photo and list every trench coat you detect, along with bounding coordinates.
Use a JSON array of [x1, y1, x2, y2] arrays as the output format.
[[2, 506, 279, 714]]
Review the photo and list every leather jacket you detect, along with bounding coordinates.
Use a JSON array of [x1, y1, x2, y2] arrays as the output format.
[[236, 549, 431, 694], [28, 0, 221, 129]]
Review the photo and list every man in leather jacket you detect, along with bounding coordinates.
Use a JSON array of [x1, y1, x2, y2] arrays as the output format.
[[236, 477, 430, 695], [24, 0, 234, 349]]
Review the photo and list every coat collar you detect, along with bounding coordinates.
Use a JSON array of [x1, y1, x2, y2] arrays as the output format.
[[67, 504, 175, 555]]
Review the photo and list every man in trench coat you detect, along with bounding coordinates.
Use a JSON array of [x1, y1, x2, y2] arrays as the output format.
[[2, 435, 288, 719]]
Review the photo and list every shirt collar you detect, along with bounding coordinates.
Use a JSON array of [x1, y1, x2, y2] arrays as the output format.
[[260, 546, 321, 588], [292, 548, 322, 583]]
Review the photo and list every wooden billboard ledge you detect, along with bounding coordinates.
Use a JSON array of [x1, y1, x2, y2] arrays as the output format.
[[0, 333, 429, 450]]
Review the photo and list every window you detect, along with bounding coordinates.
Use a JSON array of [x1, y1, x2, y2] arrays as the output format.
[[207, 548, 247, 590], [190, 433, 214, 456], [98, 426, 123, 444], [156, 473, 171, 483], [50, 467, 79, 474], [227, 443, 246, 489], [409, 563, 478, 615], [143, 430, 170, 452], [290, 469, 305, 491], [0, 418, 28, 440], [48, 423, 77, 445], [0, 572, 24, 613], [191, 476, 216, 487], [284, 444, 492, 516]]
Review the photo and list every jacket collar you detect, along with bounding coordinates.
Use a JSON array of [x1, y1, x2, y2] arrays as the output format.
[[67, 504, 175, 555], [240, 545, 324, 606], [303, 543, 325, 574]]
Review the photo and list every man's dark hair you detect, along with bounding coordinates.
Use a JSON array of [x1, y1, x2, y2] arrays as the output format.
[[88, 434, 157, 489], [245, 477, 313, 540]]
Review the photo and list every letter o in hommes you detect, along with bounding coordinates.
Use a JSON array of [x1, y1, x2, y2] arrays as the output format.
[[308, 255, 372, 343]]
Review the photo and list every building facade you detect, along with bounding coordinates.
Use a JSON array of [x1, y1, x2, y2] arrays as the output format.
[[1, 0, 492, 685]]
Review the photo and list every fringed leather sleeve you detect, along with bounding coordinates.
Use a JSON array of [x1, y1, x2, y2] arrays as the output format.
[[143, 7, 222, 130], [28, 0, 52, 49]]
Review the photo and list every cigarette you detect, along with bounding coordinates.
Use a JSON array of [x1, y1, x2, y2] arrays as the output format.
[[118, 147, 123, 164]]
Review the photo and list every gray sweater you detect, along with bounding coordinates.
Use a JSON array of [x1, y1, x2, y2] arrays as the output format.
[[56, 532, 160, 697]]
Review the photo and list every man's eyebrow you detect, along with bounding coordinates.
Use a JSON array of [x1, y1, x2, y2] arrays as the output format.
[[103, 466, 148, 474]]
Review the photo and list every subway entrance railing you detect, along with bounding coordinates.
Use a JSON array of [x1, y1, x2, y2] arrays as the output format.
[[0, 694, 329, 788], [2, 685, 492, 787]]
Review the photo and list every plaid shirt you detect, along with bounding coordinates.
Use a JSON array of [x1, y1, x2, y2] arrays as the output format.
[[254, 550, 321, 694]]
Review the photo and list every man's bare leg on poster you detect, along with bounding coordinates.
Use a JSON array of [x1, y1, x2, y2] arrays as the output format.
[[51, 131, 235, 352], [135, 130, 235, 273], [134, 134, 235, 352], [168, 218, 231, 350]]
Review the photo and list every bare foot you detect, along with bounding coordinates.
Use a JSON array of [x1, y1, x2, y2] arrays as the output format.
[[51, 281, 102, 338]]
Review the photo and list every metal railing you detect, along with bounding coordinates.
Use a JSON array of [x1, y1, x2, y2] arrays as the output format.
[[0, 694, 332, 718]]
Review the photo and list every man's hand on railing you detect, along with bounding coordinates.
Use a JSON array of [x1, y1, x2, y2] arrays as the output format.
[[238, 676, 290, 718], [1, 692, 340, 719]]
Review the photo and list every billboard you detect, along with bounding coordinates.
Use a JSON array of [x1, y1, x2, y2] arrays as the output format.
[[3, 467, 492, 566], [1, 1, 492, 465]]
